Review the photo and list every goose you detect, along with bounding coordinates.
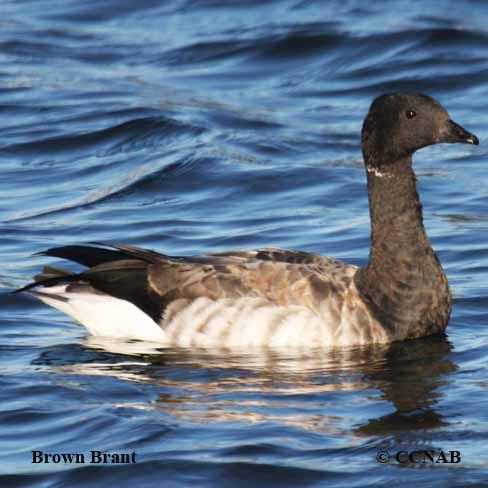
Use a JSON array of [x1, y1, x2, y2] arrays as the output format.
[[16, 93, 479, 347]]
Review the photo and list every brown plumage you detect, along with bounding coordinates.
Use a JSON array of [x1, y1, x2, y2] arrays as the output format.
[[15, 93, 479, 347]]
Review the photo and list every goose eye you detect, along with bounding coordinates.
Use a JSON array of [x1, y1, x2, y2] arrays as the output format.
[[406, 109, 416, 119]]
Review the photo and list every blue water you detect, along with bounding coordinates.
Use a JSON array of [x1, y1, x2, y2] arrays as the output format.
[[2, 0, 488, 486]]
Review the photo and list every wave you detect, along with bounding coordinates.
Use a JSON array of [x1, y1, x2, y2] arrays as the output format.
[[2, 116, 203, 159]]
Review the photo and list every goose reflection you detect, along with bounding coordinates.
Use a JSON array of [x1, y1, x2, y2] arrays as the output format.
[[38, 335, 456, 437]]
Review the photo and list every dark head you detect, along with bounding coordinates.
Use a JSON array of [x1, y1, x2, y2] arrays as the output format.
[[361, 93, 479, 168]]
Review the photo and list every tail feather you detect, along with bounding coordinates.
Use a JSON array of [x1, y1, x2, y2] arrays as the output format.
[[12, 265, 75, 294], [30, 289, 70, 303], [34, 265, 72, 282], [15, 243, 167, 324], [13, 272, 79, 294]]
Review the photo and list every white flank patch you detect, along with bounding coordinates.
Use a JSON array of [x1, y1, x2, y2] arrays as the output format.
[[34, 285, 168, 342], [164, 297, 338, 348], [34, 281, 389, 348]]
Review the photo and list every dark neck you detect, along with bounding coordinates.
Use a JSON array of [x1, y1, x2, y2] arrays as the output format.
[[367, 157, 428, 262], [355, 156, 451, 338]]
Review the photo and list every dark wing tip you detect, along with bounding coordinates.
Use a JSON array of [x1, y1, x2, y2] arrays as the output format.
[[36, 244, 128, 268]]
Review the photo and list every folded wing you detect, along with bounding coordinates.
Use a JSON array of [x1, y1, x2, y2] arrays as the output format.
[[17, 243, 356, 325]]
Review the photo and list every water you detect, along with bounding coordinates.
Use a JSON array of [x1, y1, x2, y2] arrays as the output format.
[[1, 0, 488, 486]]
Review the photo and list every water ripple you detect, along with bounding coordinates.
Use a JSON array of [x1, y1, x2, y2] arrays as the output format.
[[1, 0, 488, 486]]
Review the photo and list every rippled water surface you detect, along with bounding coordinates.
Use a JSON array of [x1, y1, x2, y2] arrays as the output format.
[[2, 1, 488, 486]]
